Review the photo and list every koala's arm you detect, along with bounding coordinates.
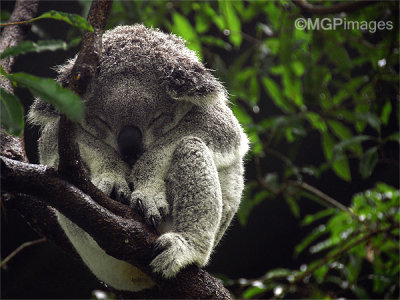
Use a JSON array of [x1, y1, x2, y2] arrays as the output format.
[[150, 137, 222, 278], [77, 128, 131, 201], [36, 117, 130, 201]]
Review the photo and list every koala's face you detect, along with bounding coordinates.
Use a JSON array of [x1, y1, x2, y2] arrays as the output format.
[[83, 72, 175, 165]]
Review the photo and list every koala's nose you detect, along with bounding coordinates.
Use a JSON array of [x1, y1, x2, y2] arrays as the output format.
[[118, 126, 144, 166]]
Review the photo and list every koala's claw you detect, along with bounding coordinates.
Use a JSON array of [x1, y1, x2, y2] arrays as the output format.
[[150, 216, 158, 229], [130, 190, 170, 229], [93, 173, 130, 203], [111, 186, 129, 204], [136, 198, 144, 215]]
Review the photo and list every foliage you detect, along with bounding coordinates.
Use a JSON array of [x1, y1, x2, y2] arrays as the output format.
[[1, 0, 398, 299], [0, 11, 87, 134], [236, 183, 399, 299], [1, 87, 24, 135]]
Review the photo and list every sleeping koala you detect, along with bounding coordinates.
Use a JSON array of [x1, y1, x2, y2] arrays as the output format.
[[28, 24, 249, 292]]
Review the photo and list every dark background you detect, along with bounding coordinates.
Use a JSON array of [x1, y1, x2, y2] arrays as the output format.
[[1, 1, 398, 299]]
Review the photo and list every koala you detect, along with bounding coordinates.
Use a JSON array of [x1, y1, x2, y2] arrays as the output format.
[[28, 24, 249, 292]]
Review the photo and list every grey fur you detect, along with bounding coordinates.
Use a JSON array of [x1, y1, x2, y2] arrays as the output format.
[[28, 24, 248, 291]]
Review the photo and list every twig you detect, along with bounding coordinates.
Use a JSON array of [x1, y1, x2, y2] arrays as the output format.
[[288, 180, 353, 215], [292, 0, 378, 15], [1, 237, 47, 268], [0, 21, 27, 26], [294, 224, 397, 283]]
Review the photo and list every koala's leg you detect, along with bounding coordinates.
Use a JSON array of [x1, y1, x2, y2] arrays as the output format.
[[150, 137, 222, 278], [214, 161, 244, 245]]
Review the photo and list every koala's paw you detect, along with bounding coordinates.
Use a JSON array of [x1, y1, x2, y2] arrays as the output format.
[[150, 232, 197, 279], [130, 191, 169, 229], [92, 173, 131, 204]]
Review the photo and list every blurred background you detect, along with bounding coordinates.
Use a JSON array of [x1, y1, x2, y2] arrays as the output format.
[[1, 1, 398, 299]]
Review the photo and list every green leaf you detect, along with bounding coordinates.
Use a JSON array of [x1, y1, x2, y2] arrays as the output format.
[[3, 72, 84, 122], [332, 157, 351, 181], [359, 146, 379, 178], [332, 135, 371, 157], [313, 264, 328, 283], [263, 268, 293, 280], [322, 132, 335, 160], [291, 61, 305, 77], [324, 39, 351, 72], [328, 120, 361, 155], [306, 112, 327, 133], [242, 286, 267, 299], [219, 0, 242, 47], [384, 132, 400, 144], [0, 39, 80, 59], [195, 13, 210, 34], [232, 105, 252, 125], [0, 88, 24, 136], [332, 77, 365, 105], [327, 120, 352, 140], [356, 112, 381, 132], [301, 208, 336, 226], [285, 195, 300, 217], [380, 101, 392, 125], [30, 10, 93, 32], [295, 224, 327, 256], [171, 13, 203, 60], [202, 2, 224, 31], [262, 77, 293, 112], [282, 68, 303, 107]]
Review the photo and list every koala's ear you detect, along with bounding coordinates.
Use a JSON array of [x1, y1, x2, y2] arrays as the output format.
[[162, 64, 227, 106], [27, 57, 78, 127]]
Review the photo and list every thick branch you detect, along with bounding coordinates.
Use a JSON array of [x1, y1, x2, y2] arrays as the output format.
[[292, 0, 377, 15], [0, 0, 38, 159], [1, 157, 231, 298], [0, 0, 39, 91], [58, 0, 113, 183]]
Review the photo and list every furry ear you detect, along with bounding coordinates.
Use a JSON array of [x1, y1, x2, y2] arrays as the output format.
[[162, 64, 227, 106]]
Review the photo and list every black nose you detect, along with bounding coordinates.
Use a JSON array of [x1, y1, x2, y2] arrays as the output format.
[[118, 126, 144, 166]]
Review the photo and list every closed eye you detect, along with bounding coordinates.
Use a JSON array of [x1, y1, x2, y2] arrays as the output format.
[[95, 116, 112, 132], [148, 113, 166, 128]]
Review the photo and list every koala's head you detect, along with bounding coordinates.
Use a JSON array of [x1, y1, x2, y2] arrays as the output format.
[[55, 25, 227, 164]]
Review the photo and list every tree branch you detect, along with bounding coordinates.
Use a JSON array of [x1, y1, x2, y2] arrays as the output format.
[[287, 180, 353, 215], [0, 0, 38, 160], [58, 0, 113, 185], [0, 0, 39, 91], [1, 156, 231, 298], [292, 0, 377, 15]]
